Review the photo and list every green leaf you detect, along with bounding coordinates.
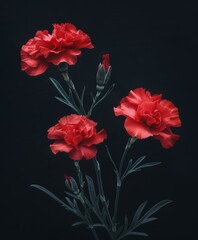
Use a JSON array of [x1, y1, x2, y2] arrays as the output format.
[[115, 225, 124, 237], [49, 77, 69, 100], [140, 200, 173, 221], [131, 201, 148, 226], [30, 184, 67, 207], [122, 157, 145, 180], [118, 230, 149, 240], [50, 77, 81, 113], [122, 159, 133, 178], [65, 197, 74, 207], [73, 199, 82, 216], [65, 191, 80, 200], [91, 224, 106, 228], [80, 86, 86, 104], [90, 92, 94, 101], [105, 145, 119, 173], [141, 217, 158, 224], [124, 215, 129, 232], [72, 221, 86, 227], [85, 175, 98, 208], [93, 83, 115, 108], [55, 96, 80, 113], [68, 88, 79, 110], [127, 231, 149, 237], [122, 156, 161, 180], [135, 162, 161, 171], [131, 156, 146, 169]]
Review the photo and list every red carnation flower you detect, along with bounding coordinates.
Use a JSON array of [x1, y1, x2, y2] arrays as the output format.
[[114, 88, 181, 148], [21, 23, 94, 76], [47, 114, 107, 160]]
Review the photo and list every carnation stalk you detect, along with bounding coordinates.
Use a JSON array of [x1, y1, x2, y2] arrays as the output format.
[[113, 137, 136, 223], [93, 157, 115, 232], [59, 63, 115, 233], [74, 160, 99, 240], [87, 91, 101, 117], [59, 66, 86, 115]]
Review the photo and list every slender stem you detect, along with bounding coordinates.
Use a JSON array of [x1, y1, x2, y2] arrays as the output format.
[[93, 157, 115, 232], [62, 72, 86, 115], [113, 182, 121, 223], [90, 227, 100, 240], [105, 145, 119, 174], [71, 84, 86, 115], [113, 137, 136, 223], [74, 161, 99, 240], [93, 157, 105, 196], [87, 91, 101, 117], [74, 160, 84, 189], [119, 137, 136, 176]]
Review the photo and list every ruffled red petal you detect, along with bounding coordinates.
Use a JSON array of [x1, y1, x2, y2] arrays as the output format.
[[124, 117, 153, 139]]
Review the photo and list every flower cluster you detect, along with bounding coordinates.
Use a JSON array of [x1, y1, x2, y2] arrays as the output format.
[[21, 22, 181, 240]]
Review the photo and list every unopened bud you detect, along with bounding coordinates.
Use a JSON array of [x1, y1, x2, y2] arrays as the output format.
[[96, 63, 106, 91], [64, 174, 80, 194], [96, 54, 111, 93]]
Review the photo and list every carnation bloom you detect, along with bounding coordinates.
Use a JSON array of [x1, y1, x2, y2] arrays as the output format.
[[21, 23, 94, 76], [114, 88, 181, 148], [47, 114, 107, 160]]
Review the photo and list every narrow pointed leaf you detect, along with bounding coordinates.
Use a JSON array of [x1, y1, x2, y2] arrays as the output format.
[[93, 83, 115, 108], [68, 89, 79, 109], [91, 224, 106, 228], [65, 191, 80, 200], [115, 225, 124, 237], [55, 96, 80, 113], [131, 201, 147, 226], [30, 184, 67, 207], [141, 217, 158, 224], [122, 159, 134, 179], [127, 231, 149, 237], [90, 92, 94, 101], [85, 175, 98, 207], [65, 197, 74, 207], [140, 200, 173, 221], [135, 162, 161, 170], [72, 221, 86, 227], [124, 215, 129, 232], [131, 156, 146, 169], [105, 145, 119, 173], [80, 86, 86, 104], [49, 77, 69, 100]]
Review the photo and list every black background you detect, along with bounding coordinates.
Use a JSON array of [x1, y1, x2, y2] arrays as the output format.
[[1, 1, 197, 240]]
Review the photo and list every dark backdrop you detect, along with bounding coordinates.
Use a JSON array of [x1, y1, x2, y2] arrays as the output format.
[[1, 1, 197, 240]]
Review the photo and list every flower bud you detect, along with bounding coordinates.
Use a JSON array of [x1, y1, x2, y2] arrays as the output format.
[[96, 54, 111, 92], [64, 174, 80, 194]]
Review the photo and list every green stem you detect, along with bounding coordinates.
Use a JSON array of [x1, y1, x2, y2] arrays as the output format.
[[74, 161, 99, 240], [113, 137, 136, 223], [93, 157, 105, 197], [87, 91, 101, 117], [90, 227, 100, 240], [62, 72, 86, 115], [93, 157, 115, 232], [119, 137, 136, 176], [113, 178, 121, 224]]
